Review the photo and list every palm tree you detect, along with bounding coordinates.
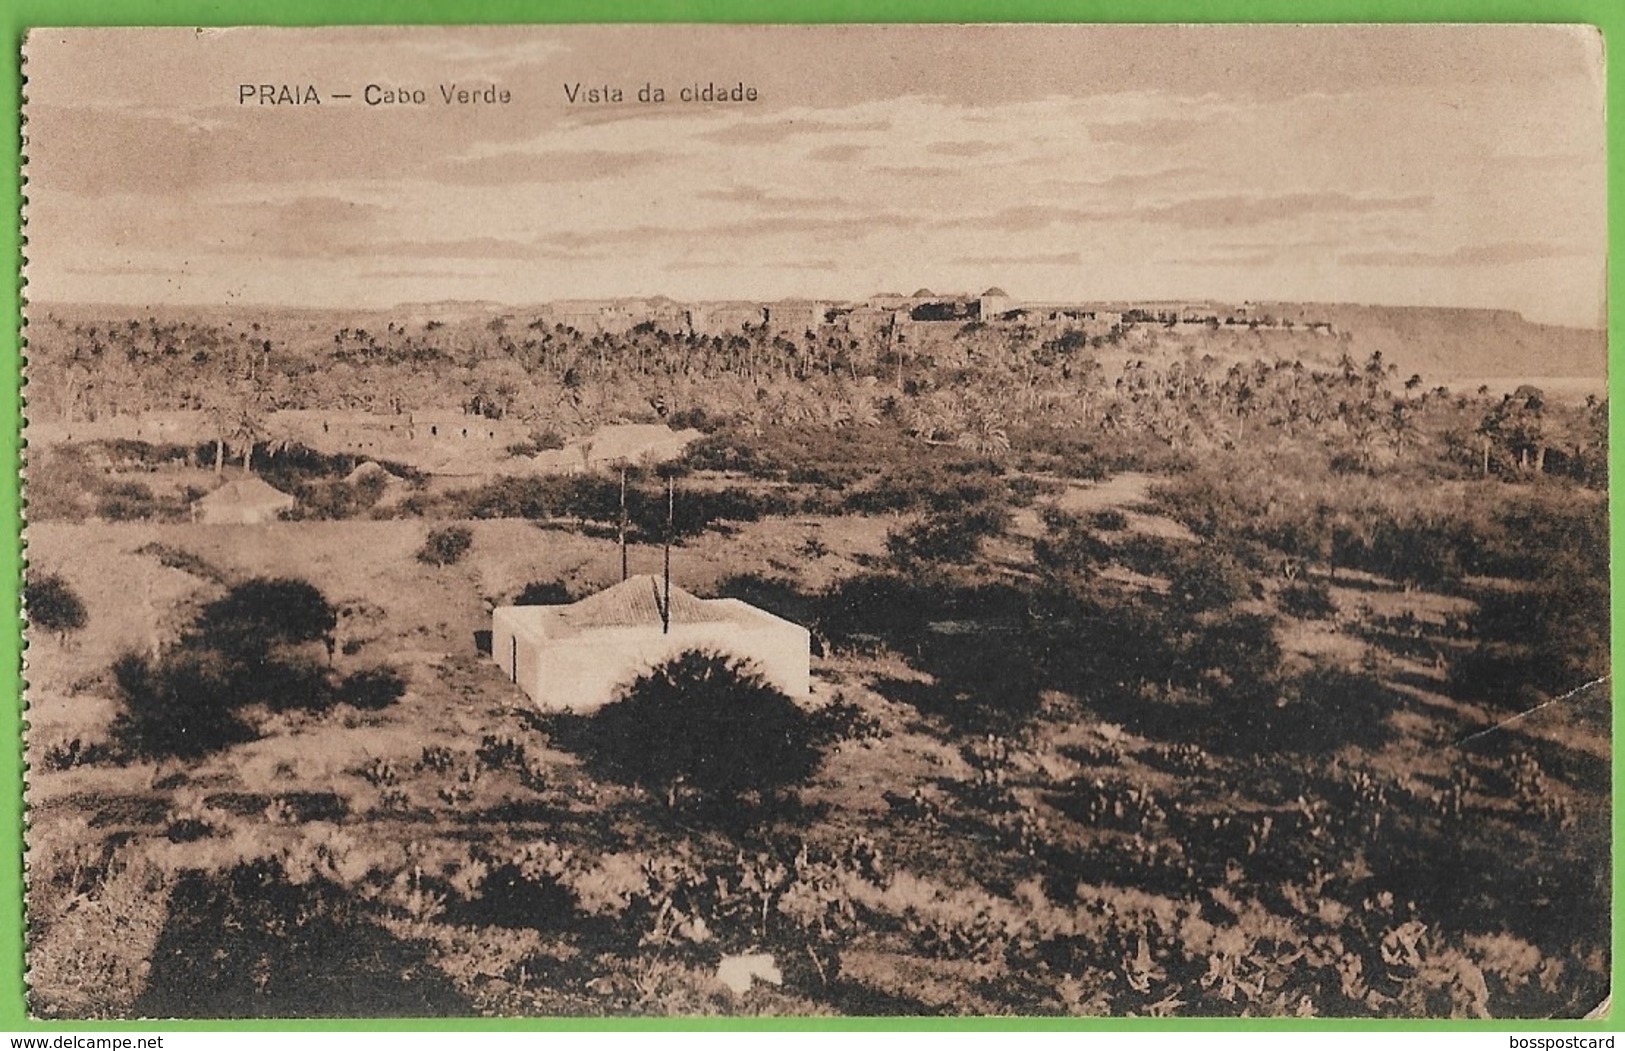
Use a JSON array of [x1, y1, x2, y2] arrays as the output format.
[[1385, 400, 1419, 458]]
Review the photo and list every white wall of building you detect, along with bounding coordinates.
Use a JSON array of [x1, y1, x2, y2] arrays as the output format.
[[492, 600, 810, 713]]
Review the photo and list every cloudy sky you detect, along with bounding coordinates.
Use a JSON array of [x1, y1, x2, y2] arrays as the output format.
[[23, 24, 1606, 326]]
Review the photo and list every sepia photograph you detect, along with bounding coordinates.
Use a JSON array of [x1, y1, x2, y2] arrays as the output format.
[[19, 24, 1610, 1019]]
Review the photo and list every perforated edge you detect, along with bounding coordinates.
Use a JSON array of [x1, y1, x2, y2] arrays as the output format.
[[15, 26, 30, 1019]]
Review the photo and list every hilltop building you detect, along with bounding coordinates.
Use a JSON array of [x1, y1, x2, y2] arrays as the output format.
[[688, 302, 768, 336], [766, 299, 827, 335], [491, 574, 811, 713], [978, 287, 1016, 319]]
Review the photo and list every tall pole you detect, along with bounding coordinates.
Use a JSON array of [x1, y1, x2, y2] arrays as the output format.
[[662, 475, 673, 634], [619, 466, 628, 582]]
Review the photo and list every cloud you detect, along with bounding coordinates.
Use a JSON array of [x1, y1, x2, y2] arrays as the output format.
[[1088, 117, 1204, 146], [869, 165, 952, 179], [695, 185, 851, 211], [1130, 192, 1434, 229], [62, 263, 194, 278], [945, 192, 1433, 236], [1073, 166, 1205, 191], [806, 143, 865, 163], [362, 237, 599, 261], [361, 265, 506, 278], [954, 251, 1083, 266], [390, 35, 567, 73], [700, 117, 889, 144], [270, 195, 387, 226], [433, 148, 664, 184], [928, 140, 1002, 156], [969, 205, 1109, 233], [1162, 249, 1283, 267], [535, 210, 926, 251], [24, 102, 543, 194], [221, 196, 387, 255], [1338, 242, 1586, 267], [670, 257, 839, 272]]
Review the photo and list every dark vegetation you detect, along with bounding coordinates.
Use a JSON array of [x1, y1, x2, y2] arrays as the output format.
[[111, 577, 403, 758], [134, 858, 469, 1017], [417, 525, 474, 567], [27, 306, 1610, 1019], [567, 650, 819, 811], [26, 571, 87, 641]]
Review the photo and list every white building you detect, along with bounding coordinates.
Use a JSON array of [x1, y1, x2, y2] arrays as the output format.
[[978, 287, 1016, 320], [491, 575, 810, 713]]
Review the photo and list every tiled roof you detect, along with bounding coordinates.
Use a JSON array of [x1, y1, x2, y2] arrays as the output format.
[[561, 575, 733, 629]]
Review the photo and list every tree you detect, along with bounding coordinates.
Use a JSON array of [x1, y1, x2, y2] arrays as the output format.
[[1386, 400, 1419, 458], [585, 650, 818, 806], [417, 525, 474, 567], [111, 649, 256, 759], [114, 577, 342, 758], [187, 577, 338, 666], [26, 572, 87, 642]]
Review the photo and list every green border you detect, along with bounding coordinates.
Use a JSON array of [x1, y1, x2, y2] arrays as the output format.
[[2, 0, 1619, 1033]]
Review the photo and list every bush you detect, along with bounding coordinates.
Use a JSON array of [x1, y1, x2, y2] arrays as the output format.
[[188, 578, 338, 665], [96, 480, 162, 522], [417, 525, 474, 567], [255, 656, 339, 713], [585, 650, 818, 804], [132, 858, 468, 1017], [1088, 509, 1129, 532], [886, 503, 1011, 567], [110, 651, 257, 759], [26, 571, 87, 640], [1279, 580, 1337, 620], [114, 576, 342, 757], [513, 580, 574, 606], [334, 666, 407, 711]]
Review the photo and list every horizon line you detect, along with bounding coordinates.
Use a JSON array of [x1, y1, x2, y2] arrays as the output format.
[[22, 296, 1605, 331]]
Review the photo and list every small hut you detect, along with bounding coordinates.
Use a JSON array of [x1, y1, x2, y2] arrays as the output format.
[[191, 477, 296, 525]]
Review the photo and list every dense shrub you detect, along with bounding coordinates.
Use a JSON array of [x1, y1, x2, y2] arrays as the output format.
[[334, 666, 407, 711], [96, 480, 162, 521], [115, 577, 342, 757], [26, 571, 87, 640], [188, 578, 338, 664], [110, 650, 257, 759], [1164, 546, 1257, 612], [886, 503, 1010, 567], [460, 857, 576, 930], [512, 580, 574, 606], [844, 461, 1007, 516], [416, 525, 474, 567], [1452, 573, 1609, 705], [255, 657, 340, 713], [816, 573, 934, 652], [1279, 580, 1337, 620], [132, 858, 468, 1017], [585, 650, 818, 804], [1088, 509, 1128, 532]]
